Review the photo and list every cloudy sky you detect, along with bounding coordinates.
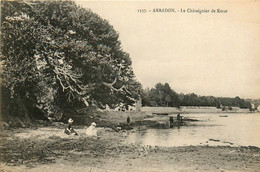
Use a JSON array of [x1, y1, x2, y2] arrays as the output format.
[[76, 1, 260, 99]]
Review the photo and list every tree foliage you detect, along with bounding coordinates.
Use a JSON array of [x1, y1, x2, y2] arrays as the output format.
[[142, 83, 180, 107], [142, 83, 252, 109], [1, 1, 141, 120]]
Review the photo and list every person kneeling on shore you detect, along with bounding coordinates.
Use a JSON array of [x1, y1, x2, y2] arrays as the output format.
[[64, 118, 78, 135], [85, 122, 97, 136]]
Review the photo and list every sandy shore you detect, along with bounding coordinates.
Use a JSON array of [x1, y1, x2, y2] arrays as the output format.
[[0, 125, 260, 172]]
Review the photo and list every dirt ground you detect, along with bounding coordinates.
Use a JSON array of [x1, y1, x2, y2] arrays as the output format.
[[0, 124, 260, 172], [0, 111, 260, 172]]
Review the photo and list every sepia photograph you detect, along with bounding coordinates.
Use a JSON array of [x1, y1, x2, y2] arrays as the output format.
[[0, 0, 260, 171]]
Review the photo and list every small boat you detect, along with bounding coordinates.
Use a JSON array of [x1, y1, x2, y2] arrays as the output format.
[[219, 115, 228, 117], [152, 113, 168, 116]]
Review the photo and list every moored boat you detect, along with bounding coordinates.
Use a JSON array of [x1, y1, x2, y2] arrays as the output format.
[[219, 115, 228, 117]]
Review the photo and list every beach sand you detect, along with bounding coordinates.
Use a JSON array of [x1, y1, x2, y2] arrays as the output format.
[[0, 125, 260, 172]]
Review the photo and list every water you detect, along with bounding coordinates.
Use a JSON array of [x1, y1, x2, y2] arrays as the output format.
[[125, 113, 260, 147]]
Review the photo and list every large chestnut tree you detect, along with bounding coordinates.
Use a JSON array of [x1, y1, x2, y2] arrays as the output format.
[[1, 1, 141, 120]]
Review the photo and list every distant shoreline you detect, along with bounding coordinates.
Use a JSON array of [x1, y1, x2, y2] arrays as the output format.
[[140, 106, 258, 114]]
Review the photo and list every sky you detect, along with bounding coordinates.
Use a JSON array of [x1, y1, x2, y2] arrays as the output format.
[[76, 1, 260, 99]]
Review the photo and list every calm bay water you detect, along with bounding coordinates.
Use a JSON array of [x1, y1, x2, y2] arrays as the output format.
[[125, 113, 260, 147]]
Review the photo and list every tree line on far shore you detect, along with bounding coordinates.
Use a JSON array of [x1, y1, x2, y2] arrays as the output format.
[[141, 83, 252, 110]]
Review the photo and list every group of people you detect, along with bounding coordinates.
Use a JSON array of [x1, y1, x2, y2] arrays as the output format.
[[65, 116, 131, 136], [64, 118, 97, 136], [65, 114, 182, 135], [169, 113, 183, 128]]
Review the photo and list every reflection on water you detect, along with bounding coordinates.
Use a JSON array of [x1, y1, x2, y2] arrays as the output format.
[[125, 113, 260, 147]]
